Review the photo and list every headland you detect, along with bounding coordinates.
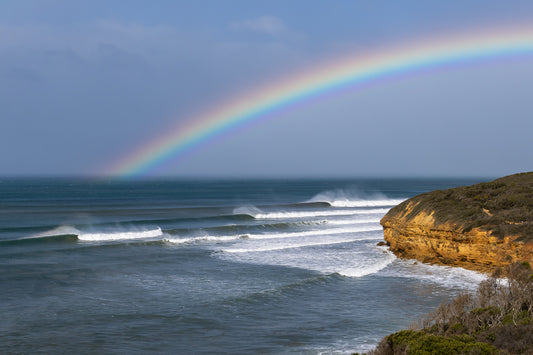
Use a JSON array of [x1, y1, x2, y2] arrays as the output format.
[[380, 172, 533, 273]]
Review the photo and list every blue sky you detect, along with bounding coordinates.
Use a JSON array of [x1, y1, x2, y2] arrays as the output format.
[[1, 1, 533, 177]]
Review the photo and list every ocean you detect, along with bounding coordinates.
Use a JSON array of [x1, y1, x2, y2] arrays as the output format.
[[0, 177, 489, 354]]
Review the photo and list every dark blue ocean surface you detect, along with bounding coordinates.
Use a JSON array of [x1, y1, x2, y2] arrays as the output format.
[[0, 178, 489, 354]]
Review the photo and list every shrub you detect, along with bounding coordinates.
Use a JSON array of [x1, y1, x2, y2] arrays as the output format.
[[368, 262, 533, 354], [383, 330, 497, 355]]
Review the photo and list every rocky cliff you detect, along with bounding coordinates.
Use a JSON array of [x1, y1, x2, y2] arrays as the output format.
[[380, 172, 533, 272]]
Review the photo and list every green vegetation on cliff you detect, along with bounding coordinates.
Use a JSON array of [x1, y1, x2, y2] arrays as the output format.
[[386, 172, 533, 242], [376, 330, 498, 354], [368, 262, 533, 355]]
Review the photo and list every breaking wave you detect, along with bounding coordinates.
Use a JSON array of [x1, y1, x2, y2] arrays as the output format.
[[328, 199, 406, 207], [308, 190, 405, 208], [164, 226, 381, 245], [23, 225, 81, 239], [222, 237, 380, 253], [252, 208, 389, 219], [77, 227, 163, 241], [379, 259, 487, 290]]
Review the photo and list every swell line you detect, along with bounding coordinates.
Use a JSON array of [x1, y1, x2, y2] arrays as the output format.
[[164, 226, 381, 245]]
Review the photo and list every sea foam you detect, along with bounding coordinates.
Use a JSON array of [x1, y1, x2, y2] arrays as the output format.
[[253, 208, 389, 219], [222, 234, 380, 253], [329, 199, 406, 208], [165, 226, 381, 246], [379, 259, 488, 290], [220, 238, 395, 278], [77, 227, 163, 241], [308, 190, 405, 208]]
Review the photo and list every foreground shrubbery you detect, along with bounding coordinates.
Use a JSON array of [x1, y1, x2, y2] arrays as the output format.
[[367, 262, 533, 355], [377, 330, 498, 354]]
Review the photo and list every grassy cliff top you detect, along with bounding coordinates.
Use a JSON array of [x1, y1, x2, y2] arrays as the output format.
[[384, 172, 533, 242]]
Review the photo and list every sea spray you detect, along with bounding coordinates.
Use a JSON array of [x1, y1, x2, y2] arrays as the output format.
[[308, 189, 406, 207], [24, 225, 81, 239]]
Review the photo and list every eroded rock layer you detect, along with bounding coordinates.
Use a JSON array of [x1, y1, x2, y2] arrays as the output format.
[[380, 172, 533, 273]]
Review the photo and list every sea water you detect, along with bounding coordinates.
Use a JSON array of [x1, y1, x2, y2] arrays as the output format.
[[0, 178, 488, 354]]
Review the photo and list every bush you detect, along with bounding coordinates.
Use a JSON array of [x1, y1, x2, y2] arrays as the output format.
[[369, 262, 533, 354], [376, 330, 497, 355]]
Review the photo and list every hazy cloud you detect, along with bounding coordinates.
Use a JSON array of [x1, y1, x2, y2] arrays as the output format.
[[229, 15, 286, 35], [3, 65, 42, 83]]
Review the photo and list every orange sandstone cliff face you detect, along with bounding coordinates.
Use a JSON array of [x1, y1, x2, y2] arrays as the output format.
[[380, 200, 533, 273]]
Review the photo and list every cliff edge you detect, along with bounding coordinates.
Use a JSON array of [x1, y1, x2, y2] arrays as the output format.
[[380, 172, 533, 272]]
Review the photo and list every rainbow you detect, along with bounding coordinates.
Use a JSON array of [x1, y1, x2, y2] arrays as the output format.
[[108, 26, 533, 177]]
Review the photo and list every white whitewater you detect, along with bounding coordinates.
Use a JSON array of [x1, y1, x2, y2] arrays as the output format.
[[78, 227, 163, 241]]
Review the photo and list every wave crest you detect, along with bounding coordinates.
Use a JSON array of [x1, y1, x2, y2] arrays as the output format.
[[254, 208, 388, 219], [24, 225, 81, 239], [77, 227, 163, 241], [308, 189, 405, 208]]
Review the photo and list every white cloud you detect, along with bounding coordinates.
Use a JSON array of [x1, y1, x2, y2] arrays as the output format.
[[229, 15, 286, 35]]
